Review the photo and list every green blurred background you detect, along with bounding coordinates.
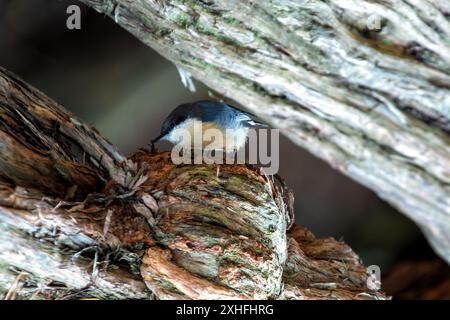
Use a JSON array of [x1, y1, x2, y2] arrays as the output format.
[[0, 0, 436, 273]]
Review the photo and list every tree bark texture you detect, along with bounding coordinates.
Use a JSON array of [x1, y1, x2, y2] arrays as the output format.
[[78, 0, 450, 264], [0, 67, 386, 299]]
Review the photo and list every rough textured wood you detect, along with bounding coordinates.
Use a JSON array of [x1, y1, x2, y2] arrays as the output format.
[[0, 185, 150, 299], [0, 174, 385, 300], [0, 67, 129, 198], [134, 152, 385, 299], [79, 0, 450, 264], [133, 152, 288, 299], [0, 65, 386, 298], [282, 226, 376, 299]]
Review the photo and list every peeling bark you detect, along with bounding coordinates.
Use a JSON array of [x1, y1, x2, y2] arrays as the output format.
[[0, 67, 386, 299], [0, 182, 384, 300], [0, 186, 150, 300], [78, 0, 450, 264]]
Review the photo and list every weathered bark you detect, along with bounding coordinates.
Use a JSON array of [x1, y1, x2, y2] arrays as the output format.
[[0, 67, 128, 198], [78, 0, 450, 264], [0, 67, 385, 299], [0, 190, 150, 300]]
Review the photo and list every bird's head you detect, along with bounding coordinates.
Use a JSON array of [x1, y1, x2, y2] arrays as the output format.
[[151, 100, 267, 151]]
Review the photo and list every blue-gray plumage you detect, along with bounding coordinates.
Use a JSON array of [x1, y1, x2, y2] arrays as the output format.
[[152, 100, 267, 152]]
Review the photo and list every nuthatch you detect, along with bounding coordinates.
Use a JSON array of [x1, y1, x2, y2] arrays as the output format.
[[151, 100, 267, 152]]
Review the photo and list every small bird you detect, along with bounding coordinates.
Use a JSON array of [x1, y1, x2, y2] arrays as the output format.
[[151, 100, 267, 153]]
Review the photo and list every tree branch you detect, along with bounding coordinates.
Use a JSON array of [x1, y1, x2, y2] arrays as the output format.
[[0, 67, 385, 299], [0, 67, 129, 198], [78, 0, 450, 264], [0, 185, 149, 299]]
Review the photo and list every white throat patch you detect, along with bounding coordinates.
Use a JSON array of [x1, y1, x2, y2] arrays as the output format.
[[164, 119, 249, 152]]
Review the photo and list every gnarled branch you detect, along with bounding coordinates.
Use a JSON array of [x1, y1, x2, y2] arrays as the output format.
[[0, 67, 385, 299], [79, 0, 450, 264]]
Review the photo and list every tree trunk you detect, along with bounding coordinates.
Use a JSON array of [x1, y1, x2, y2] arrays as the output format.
[[0, 67, 385, 299], [78, 0, 450, 264]]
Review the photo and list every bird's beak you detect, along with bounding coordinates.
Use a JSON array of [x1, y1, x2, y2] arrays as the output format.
[[150, 133, 166, 152]]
